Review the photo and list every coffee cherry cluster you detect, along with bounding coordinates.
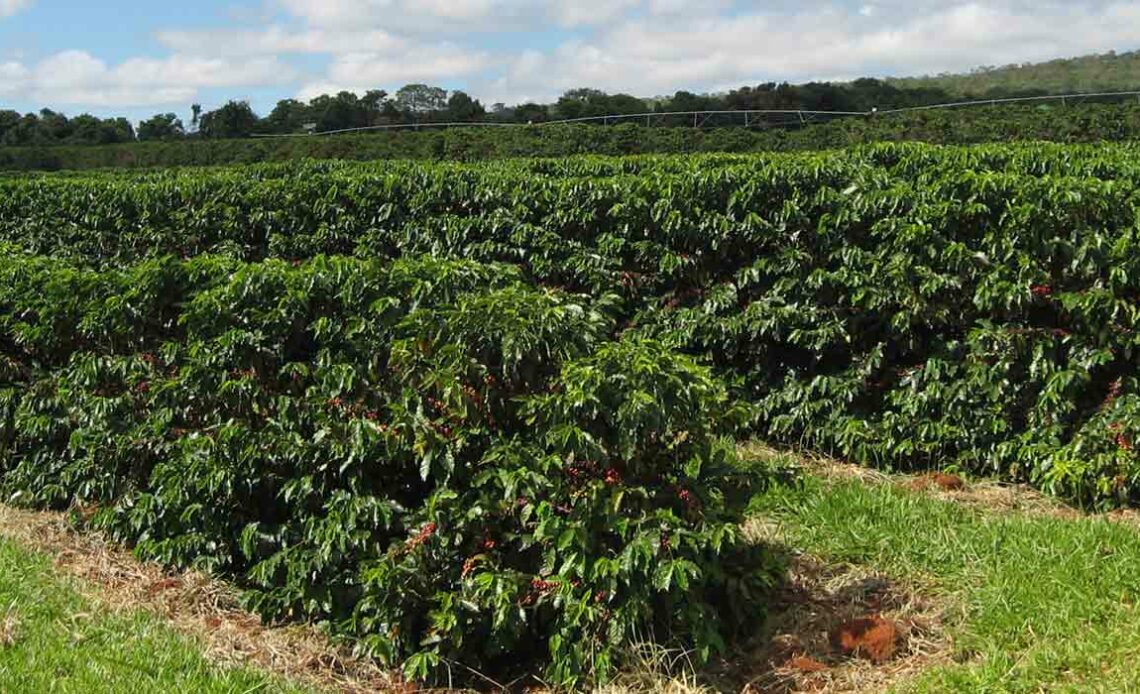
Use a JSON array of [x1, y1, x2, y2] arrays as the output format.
[[406, 522, 437, 549]]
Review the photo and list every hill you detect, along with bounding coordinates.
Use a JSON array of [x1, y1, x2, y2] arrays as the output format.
[[888, 49, 1140, 97]]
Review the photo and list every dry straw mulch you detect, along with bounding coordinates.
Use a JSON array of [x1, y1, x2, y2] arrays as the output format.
[[0, 504, 406, 694]]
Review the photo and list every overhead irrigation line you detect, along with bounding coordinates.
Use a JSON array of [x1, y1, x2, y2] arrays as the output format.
[[250, 108, 860, 138], [547, 108, 866, 125], [874, 89, 1140, 115], [257, 121, 522, 138], [249, 89, 1140, 139]]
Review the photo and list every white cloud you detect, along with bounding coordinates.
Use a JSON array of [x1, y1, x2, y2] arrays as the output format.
[[8, 1, 1140, 113], [269, 0, 710, 33], [0, 61, 29, 97], [475, 1, 1140, 103], [298, 44, 492, 98], [149, 0, 1140, 109], [275, 0, 540, 32], [0, 0, 32, 19], [5, 50, 294, 107], [157, 25, 407, 57]]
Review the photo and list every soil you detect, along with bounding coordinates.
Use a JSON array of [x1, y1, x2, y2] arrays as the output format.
[[722, 555, 948, 694], [785, 656, 829, 674], [829, 616, 903, 663], [907, 473, 967, 492]]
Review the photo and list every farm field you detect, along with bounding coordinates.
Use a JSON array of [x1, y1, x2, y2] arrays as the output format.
[[4, 141, 1140, 689]]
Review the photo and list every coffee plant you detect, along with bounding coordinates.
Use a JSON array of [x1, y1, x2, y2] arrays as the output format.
[[0, 251, 776, 687]]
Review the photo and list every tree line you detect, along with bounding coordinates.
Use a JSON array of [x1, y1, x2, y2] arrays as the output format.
[[0, 75, 1121, 147]]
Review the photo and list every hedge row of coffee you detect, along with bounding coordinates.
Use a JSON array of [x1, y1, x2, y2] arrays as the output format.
[[6, 142, 1140, 505]]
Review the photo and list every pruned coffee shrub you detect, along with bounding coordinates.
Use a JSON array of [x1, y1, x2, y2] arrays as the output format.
[[0, 252, 777, 687], [351, 336, 774, 684]]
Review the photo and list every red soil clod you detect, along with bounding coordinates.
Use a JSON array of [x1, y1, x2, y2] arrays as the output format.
[[786, 655, 830, 673], [909, 472, 967, 492], [830, 615, 903, 663], [931, 472, 966, 491], [146, 577, 182, 597]]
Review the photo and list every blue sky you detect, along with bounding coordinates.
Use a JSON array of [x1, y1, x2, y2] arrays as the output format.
[[1, 0, 1139, 123]]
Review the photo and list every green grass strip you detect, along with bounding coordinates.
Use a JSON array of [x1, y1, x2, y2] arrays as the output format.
[[0, 537, 310, 694], [751, 472, 1140, 692]]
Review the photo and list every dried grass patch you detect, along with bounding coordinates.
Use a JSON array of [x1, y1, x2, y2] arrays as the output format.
[[729, 555, 951, 693], [0, 504, 402, 694], [741, 441, 1080, 521], [0, 606, 17, 649], [590, 514, 952, 694]]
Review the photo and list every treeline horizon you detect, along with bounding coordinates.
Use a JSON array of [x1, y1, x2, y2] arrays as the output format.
[[0, 80, 1118, 149], [5, 100, 1140, 172]]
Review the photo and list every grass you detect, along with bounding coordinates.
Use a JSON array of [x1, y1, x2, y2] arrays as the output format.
[[0, 536, 310, 694], [749, 458, 1140, 692]]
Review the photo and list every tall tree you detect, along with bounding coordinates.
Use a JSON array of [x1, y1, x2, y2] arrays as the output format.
[[0, 110, 21, 145], [663, 91, 716, 113], [264, 99, 311, 134], [361, 89, 388, 112], [38, 109, 72, 141], [514, 103, 550, 123], [197, 101, 259, 139], [446, 91, 485, 121], [554, 89, 646, 120], [138, 113, 186, 141], [396, 84, 448, 114], [309, 91, 364, 132]]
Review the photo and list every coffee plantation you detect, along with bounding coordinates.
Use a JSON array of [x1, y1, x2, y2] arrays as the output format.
[[4, 141, 1140, 684]]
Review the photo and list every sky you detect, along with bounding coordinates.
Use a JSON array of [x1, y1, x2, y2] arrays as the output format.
[[1, 0, 1140, 123]]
